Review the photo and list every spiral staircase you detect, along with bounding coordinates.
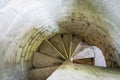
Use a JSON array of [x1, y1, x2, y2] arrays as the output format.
[[28, 33, 105, 80]]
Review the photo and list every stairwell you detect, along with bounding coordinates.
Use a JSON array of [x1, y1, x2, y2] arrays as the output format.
[[28, 33, 107, 80], [0, 0, 120, 80]]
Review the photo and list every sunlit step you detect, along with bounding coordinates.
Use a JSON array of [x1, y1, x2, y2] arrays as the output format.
[[71, 42, 89, 57], [71, 46, 94, 60], [71, 45, 106, 67]]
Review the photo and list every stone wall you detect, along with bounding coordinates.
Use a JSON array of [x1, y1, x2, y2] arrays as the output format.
[[0, 0, 120, 80]]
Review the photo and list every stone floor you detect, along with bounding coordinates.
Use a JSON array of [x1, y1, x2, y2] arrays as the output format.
[[47, 61, 120, 80]]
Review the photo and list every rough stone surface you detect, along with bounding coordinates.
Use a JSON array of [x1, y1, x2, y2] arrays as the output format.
[[32, 52, 63, 68], [29, 66, 59, 80], [0, 0, 120, 80], [61, 33, 72, 58], [47, 61, 120, 80], [48, 34, 67, 58], [39, 40, 63, 60], [71, 34, 82, 57]]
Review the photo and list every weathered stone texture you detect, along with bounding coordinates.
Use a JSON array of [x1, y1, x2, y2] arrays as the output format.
[[0, 0, 120, 80]]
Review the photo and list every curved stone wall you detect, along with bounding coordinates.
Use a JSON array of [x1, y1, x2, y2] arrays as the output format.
[[0, 0, 120, 80]]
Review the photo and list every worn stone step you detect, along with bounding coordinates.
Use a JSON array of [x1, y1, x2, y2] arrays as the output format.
[[73, 58, 94, 65], [72, 46, 106, 67], [70, 34, 82, 57], [39, 40, 63, 60], [32, 52, 63, 68], [46, 39, 66, 60], [29, 66, 59, 80], [72, 46, 94, 60], [61, 33, 72, 58], [71, 42, 89, 57], [48, 34, 67, 59], [47, 61, 120, 80]]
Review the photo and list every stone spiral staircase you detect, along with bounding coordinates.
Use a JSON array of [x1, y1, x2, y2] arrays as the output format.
[[28, 33, 102, 80]]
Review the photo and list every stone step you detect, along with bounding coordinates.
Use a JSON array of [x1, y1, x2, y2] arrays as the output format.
[[73, 58, 94, 65], [61, 33, 72, 58], [29, 66, 59, 80], [72, 46, 94, 60], [48, 34, 67, 59], [46, 39, 66, 60], [32, 52, 63, 68], [70, 34, 82, 57], [71, 42, 89, 57], [39, 40, 64, 60], [47, 61, 120, 80], [72, 46, 106, 67]]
